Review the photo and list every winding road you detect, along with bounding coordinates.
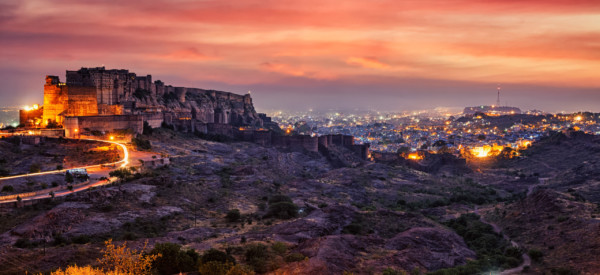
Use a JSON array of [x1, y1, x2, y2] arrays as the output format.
[[0, 137, 156, 204]]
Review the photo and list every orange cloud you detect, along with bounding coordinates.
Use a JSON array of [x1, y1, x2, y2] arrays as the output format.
[[346, 57, 391, 70], [159, 48, 215, 62]]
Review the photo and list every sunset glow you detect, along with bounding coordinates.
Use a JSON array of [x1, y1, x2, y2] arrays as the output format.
[[1, 0, 600, 111]]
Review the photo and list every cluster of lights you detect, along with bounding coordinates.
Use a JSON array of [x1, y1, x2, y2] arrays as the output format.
[[23, 104, 40, 111]]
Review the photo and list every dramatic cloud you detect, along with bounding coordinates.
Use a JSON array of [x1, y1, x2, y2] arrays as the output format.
[[0, 0, 599, 111]]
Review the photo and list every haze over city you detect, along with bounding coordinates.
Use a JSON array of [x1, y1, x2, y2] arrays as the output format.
[[1, 0, 599, 112]]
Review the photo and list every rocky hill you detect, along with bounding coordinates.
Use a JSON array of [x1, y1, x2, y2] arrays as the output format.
[[1, 128, 600, 274]]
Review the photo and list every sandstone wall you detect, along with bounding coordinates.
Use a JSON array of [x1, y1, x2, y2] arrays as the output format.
[[64, 115, 143, 138]]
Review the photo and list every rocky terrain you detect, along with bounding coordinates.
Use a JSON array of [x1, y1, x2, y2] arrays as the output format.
[[1, 128, 599, 274]]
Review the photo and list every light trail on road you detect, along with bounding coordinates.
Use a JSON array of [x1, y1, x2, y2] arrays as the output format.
[[0, 138, 129, 181]]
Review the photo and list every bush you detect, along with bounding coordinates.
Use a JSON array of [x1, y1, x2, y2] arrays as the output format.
[[201, 248, 236, 265], [226, 209, 242, 222], [264, 202, 298, 219], [149, 242, 199, 275], [29, 163, 42, 173], [133, 137, 152, 150], [1, 185, 14, 193], [284, 253, 305, 263], [271, 242, 287, 255], [245, 244, 270, 273]]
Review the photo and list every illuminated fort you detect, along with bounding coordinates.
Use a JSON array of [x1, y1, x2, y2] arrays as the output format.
[[19, 66, 370, 159], [36, 67, 259, 138]]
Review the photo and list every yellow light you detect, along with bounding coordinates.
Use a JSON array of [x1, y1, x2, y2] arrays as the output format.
[[408, 153, 423, 160], [110, 136, 115, 140], [471, 146, 491, 158], [74, 129, 78, 132], [574, 116, 582, 121], [33, 104, 39, 110]]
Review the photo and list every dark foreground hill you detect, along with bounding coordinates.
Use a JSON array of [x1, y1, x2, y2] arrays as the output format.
[[0, 128, 598, 274]]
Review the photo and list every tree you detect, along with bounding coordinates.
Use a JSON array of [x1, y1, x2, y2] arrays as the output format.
[[65, 171, 74, 184], [99, 239, 160, 275], [49, 191, 55, 199], [148, 242, 199, 275], [109, 168, 132, 182], [56, 164, 63, 171], [46, 120, 60, 129], [201, 248, 236, 265], [52, 239, 160, 275]]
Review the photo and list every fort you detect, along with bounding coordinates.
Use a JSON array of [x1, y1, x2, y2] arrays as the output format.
[[18, 66, 370, 159], [31, 67, 261, 138]]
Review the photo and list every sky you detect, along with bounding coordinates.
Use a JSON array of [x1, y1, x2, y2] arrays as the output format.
[[1, 0, 599, 113]]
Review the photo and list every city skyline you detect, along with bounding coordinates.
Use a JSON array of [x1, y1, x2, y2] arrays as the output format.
[[1, 0, 599, 112]]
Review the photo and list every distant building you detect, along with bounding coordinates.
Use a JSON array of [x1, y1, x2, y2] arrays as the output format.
[[463, 106, 522, 116]]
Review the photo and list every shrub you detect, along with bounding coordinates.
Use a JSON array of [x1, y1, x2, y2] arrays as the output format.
[[245, 244, 270, 273], [1, 185, 14, 192], [226, 209, 242, 222], [264, 202, 298, 219], [109, 168, 132, 182], [271, 242, 287, 255], [201, 248, 236, 265], [284, 253, 305, 263], [133, 137, 152, 150], [29, 163, 42, 173], [149, 242, 199, 275], [99, 239, 159, 275]]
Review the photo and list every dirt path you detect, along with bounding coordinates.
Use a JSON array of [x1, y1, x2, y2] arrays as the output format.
[[474, 206, 531, 274]]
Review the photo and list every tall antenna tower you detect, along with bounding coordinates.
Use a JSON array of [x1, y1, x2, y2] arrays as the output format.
[[496, 85, 501, 107]]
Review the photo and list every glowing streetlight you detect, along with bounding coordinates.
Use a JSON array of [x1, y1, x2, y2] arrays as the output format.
[[109, 136, 115, 141]]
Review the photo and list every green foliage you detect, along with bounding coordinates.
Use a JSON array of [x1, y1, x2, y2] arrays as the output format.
[[429, 214, 522, 275], [198, 261, 255, 275], [109, 168, 132, 181], [382, 267, 408, 275], [244, 243, 270, 273], [133, 137, 152, 150], [271, 242, 287, 255], [226, 209, 242, 222], [149, 242, 200, 275], [29, 162, 41, 173], [201, 248, 236, 265], [263, 195, 298, 219], [264, 202, 298, 219]]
